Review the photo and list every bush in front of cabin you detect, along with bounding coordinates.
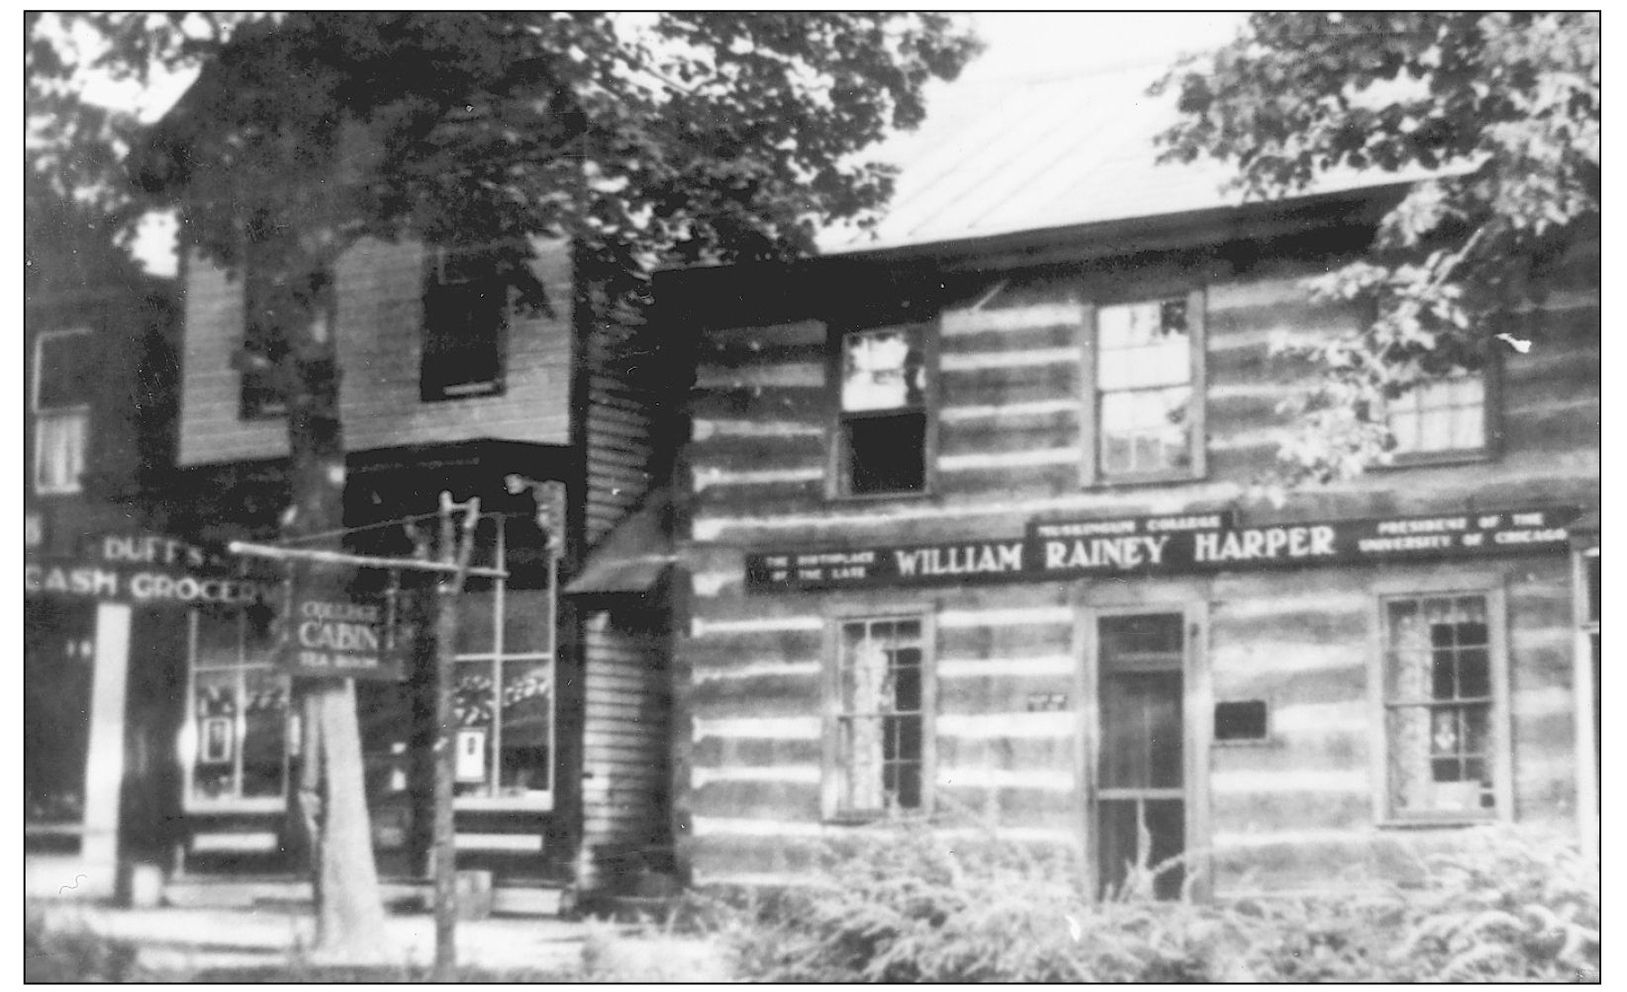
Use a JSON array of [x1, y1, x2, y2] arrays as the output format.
[[718, 821, 1599, 983]]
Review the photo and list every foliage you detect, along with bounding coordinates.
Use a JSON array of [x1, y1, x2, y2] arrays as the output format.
[[24, 912, 151, 983], [719, 821, 1600, 983], [25, 12, 978, 957], [29, 12, 980, 297], [1155, 12, 1599, 483]]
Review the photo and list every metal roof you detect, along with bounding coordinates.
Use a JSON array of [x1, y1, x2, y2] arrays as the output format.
[[818, 63, 1446, 255]]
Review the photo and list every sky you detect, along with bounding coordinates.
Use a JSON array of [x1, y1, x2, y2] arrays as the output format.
[[121, 12, 1249, 275]]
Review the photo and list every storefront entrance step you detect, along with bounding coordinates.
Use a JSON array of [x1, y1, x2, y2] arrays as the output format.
[[161, 877, 565, 917]]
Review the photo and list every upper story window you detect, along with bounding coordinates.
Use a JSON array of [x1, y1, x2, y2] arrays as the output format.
[[1083, 292, 1206, 485], [33, 329, 94, 495], [1388, 371, 1487, 459], [835, 324, 932, 496], [422, 245, 508, 402], [240, 264, 287, 420]]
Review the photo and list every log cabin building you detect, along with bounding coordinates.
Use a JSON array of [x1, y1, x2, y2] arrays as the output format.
[[661, 69, 1601, 897]]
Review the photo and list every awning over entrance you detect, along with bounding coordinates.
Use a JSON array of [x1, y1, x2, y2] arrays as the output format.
[[565, 489, 673, 595]]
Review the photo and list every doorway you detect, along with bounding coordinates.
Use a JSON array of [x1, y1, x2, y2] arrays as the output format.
[[1094, 612, 1186, 900]]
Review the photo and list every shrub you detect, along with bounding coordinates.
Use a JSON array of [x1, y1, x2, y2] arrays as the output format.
[[24, 911, 153, 982], [718, 820, 1600, 983]]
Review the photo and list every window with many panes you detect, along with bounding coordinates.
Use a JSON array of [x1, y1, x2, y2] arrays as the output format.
[[831, 616, 929, 818], [451, 514, 555, 807], [1388, 372, 1487, 458], [186, 606, 290, 808], [32, 329, 94, 495], [422, 245, 508, 401], [835, 324, 931, 496], [1381, 593, 1502, 820], [1085, 292, 1205, 484]]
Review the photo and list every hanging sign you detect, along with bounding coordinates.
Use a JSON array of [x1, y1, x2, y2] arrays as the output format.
[[24, 531, 276, 606], [284, 590, 405, 681], [745, 506, 1582, 593]]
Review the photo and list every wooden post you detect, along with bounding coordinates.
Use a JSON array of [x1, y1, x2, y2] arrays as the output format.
[[432, 492, 480, 981]]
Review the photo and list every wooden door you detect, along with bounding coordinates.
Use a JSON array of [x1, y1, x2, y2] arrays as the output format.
[[1095, 613, 1185, 900]]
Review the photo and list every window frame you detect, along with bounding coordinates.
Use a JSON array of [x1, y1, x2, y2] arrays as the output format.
[[1572, 544, 1600, 856], [826, 318, 940, 501], [451, 514, 558, 813], [32, 328, 94, 496], [182, 606, 291, 815], [239, 261, 288, 421], [821, 605, 937, 823], [420, 244, 511, 403], [1076, 591, 1212, 902], [1079, 287, 1208, 488], [1381, 352, 1503, 468], [1369, 573, 1512, 827]]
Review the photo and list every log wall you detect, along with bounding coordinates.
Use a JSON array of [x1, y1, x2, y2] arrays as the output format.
[[674, 235, 1599, 892]]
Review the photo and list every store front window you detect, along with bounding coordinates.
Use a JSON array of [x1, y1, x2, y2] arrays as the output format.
[[25, 599, 96, 831], [451, 513, 556, 808], [186, 606, 290, 808]]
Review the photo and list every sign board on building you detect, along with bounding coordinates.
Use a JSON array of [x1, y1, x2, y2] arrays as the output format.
[[284, 590, 405, 682], [744, 506, 1582, 593], [23, 531, 278, 607]]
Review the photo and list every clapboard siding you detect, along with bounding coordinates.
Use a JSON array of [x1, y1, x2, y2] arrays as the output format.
[[580, 615, 670, 856], [178, 238, 574, 466]]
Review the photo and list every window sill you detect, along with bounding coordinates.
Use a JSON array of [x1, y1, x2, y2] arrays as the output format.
[[184, 797, 288, 815], [454, 794, 555, 813], [1371, 449, 1493, 471], [1376, 815, 1498, 830], [1086, 471, 1204, 491], [423, 383, 505, 403], [823, 810, 927, 827], [828, 488, 934, 504]]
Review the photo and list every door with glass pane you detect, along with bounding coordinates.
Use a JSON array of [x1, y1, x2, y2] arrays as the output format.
[[1095, 613, 1186, 900]]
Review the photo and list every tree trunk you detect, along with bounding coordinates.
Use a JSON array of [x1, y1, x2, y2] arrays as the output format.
[[281, 266, 393, 963]]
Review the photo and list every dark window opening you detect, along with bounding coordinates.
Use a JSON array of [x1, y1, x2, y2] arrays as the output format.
[[838, 326, 929, 496], [240, 262, 288, 420], [1214, 700, 1269, 742], [844, 412, 927, 495], [422, 246, 508, 401]]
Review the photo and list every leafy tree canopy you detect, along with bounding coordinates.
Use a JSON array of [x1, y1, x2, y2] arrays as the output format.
[[30, 12, 979, 306], [1156, 11, 1599, 483]]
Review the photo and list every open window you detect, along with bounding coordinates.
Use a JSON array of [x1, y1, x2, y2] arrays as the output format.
[[835, 324, 932, 496], [422, 245, 508, 401], [32, 329, 94, 494], [1083, 292, 1206, 485]]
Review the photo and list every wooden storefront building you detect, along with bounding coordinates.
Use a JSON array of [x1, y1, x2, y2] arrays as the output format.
[[661, 70, 1601, 895]]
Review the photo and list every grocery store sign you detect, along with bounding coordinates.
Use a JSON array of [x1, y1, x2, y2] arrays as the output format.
[[24, 532, 276, 606], [744, 506, 1581, 593]]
